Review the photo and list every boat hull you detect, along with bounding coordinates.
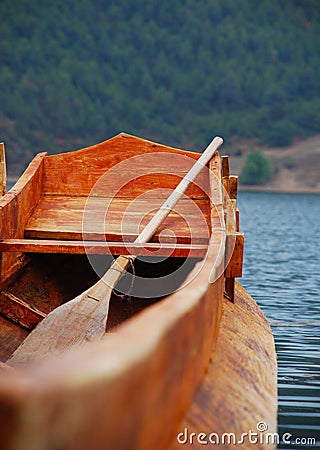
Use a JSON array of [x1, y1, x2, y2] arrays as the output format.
[[0, 243, 225, 450], [0, 133, 276, 449]]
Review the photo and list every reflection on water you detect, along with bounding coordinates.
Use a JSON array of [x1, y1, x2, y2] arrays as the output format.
[[238, 192, 320, 448]]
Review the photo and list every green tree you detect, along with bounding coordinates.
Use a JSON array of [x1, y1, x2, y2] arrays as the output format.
[[1, 0, 320, 174], [240, 151, 272, 185]]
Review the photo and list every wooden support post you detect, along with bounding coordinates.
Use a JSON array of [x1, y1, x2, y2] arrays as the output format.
[[226, 176, 237, 233], [236, 209, 240, 232], [0, 142, 6, 196], [225, 232, 244, 278], [0, 238, 209, 259], [221, 155, 229, 179], [224, 173, 240, 303], [221, 156, 230, 220]]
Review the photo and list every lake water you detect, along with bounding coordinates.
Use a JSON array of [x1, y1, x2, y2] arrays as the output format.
[[238, 192, 320, 449]]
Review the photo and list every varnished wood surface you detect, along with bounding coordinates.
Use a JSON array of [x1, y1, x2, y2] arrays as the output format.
[[0, 134, 262, 449], [8, 133, 224, 366], [0, 143, 6, 196], [225, 232, 244, 278], [0, 239, 209, 258], [42, 133, 209, 197], [169, 281, 277, 450], [0, 291, 47, 331], [0, 152, 46, 286], [24, 195, 212, 243], [0, 280, 277, 450], [0, 235, 226, 450], [0, 315, 28, 361]]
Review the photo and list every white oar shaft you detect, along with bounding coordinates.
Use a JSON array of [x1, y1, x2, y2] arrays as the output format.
[[135, 136, 223, 245], [103, 136, 223, 285]]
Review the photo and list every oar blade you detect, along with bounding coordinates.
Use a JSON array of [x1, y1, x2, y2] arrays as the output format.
[[7, 284, 113, 367]]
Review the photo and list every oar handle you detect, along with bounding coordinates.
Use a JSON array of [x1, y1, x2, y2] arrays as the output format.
[[135, 136, 223, 245]]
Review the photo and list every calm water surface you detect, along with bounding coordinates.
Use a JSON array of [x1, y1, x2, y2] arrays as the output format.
[[238, 192, 320, 449]]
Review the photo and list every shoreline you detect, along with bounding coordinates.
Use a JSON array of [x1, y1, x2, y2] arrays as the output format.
[[239, 185, 320, 195]]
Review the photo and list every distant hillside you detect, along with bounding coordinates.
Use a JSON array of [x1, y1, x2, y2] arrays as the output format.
[[229, 134, 320, 193], [1, 0, 320, 176]]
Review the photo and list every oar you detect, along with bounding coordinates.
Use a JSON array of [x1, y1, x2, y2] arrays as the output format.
[[7, 136, 223, 367]]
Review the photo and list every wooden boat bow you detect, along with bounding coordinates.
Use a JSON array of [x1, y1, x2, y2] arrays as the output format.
[[0, 133, 276, 450]]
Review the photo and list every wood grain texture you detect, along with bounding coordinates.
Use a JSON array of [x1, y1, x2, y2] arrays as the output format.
[[169, 281, 278, 450], [0, 140, 229, 449], [42, 133, 209, 197], [24, 196, 211, 243], [223, 170, 241, 302], [0, 152, 46, 286], [0, 134, 276, 449], [0, 315, 28, 361], [7, 139, 223, 366], [0, 239, 209, 258], [6, 255, 133, 366], [24, 134, 220, 247], [0, 233, 226, 450], [0, 143, 6, 196], [0, 291, 47, 331], [229, 175, 238, 200]]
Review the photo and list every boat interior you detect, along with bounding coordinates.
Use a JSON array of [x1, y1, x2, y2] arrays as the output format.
[[0, 133, 242, 363]]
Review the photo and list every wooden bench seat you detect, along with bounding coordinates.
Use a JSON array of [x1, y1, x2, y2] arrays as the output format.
[[0, 134, 223, 283], [0, 239, 208, 258], [24, 194, 214, 244], [0, 192, 217, 258]]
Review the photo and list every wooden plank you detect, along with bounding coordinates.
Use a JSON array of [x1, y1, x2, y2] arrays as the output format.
[[221, 155, 230, 179], [0, 239, 209, 258], [0, 237, 226, 450], [42, 133, 209, 198], [229, 175, 238, 200], [0, 291, 47, 330], [0, 143, 6, 196], [25, 195, 211, 244], [236, 208, 240, 232], [225, 232, 244, 278], [0, 152, 46, 286]]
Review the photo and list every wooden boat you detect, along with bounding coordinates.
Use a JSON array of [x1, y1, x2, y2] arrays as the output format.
[[0, 134, 277, 449]]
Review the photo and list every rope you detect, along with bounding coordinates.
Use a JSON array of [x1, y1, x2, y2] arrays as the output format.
[[113, 256, 135, 301]]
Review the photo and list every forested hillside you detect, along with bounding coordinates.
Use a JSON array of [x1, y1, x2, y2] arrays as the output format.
[[1, 0, 320, 175]]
